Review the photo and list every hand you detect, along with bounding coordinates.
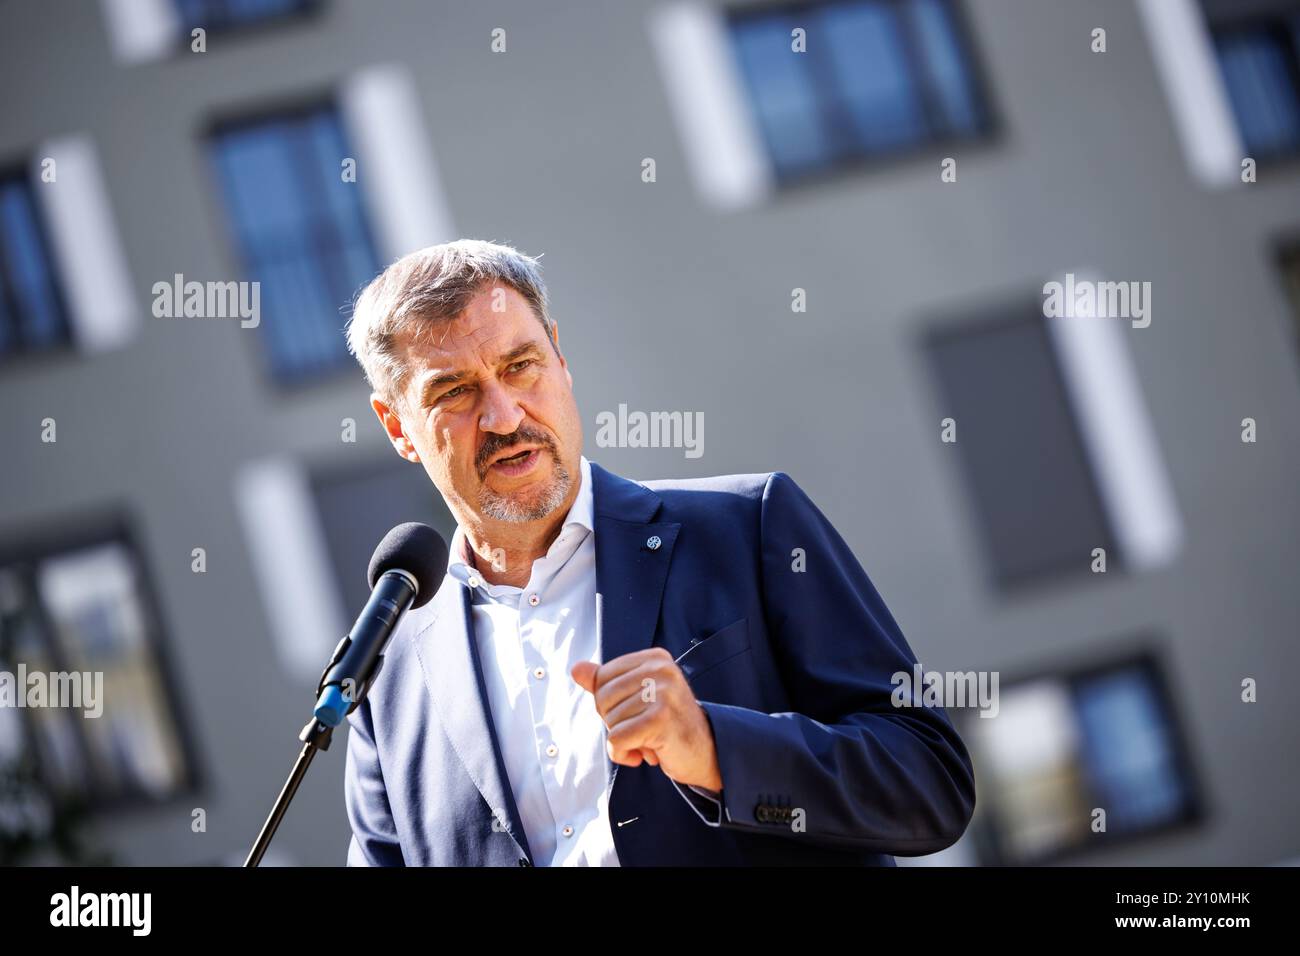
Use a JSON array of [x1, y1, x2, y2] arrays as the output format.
[[572, 648, 723, 792]]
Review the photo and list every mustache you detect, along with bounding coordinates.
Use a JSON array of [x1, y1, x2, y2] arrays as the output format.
[[477, 427, 554, 476]]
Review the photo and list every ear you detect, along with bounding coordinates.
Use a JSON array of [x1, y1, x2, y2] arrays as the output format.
[[371, 393, 420, 463]]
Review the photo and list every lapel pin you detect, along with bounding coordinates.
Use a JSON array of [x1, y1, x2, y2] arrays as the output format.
[[645, 535, 662, 551]]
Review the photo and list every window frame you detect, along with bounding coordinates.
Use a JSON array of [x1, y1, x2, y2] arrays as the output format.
[[202, 94, 384, 390], [720, 0, 1002, 191], [1201, 1, 1300, 163], [0, 509, 204, 821], [0, 159, 75, 368], [956, 642, 1205, 866]]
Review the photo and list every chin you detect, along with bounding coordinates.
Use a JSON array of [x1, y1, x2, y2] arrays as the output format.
[[478, 466, 570, 523]]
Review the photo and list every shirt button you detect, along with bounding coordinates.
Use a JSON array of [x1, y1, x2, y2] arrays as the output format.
[[528, 593, 540, 606], [533, 667, 546, 680], [468, 576, 480, 588], [561, 825, 574, 837], [545, 743, 558, 758]]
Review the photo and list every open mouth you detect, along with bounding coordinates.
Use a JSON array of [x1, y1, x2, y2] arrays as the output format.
[[488, 447, 542, 477]]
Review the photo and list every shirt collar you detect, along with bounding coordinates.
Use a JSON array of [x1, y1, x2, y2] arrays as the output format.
[[447, 454, 593, 579]]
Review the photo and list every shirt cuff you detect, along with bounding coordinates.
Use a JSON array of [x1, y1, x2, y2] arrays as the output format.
[[670, 778, 724, 827]]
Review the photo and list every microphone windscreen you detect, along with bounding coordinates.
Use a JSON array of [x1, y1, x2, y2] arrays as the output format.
[[367, 522, 448, 609]]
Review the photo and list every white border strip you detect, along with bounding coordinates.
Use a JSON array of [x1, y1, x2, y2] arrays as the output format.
[[33, 136, 138, 353], [99, 0, 179, 65], [648, 2, 773, 210], [1136, 0, 1244, 187], [1044, 273, 1183, 571], [235, 458, 348, 683], [340, 64, 457, 263]]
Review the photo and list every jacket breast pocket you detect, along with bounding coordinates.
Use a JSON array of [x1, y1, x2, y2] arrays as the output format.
[[674, 617, 750, 684]]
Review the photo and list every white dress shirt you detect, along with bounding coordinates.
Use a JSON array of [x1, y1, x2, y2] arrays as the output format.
[[446, 455, 619, 866], [446, 455, 725, 863]]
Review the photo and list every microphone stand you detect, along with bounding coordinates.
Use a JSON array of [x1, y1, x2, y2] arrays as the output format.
[[244, 634, 380, 868], [244, 717, 334, 867]]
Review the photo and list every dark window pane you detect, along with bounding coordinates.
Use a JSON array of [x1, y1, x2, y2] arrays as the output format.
[[731, 15, 836, 176], [819, 1, 930, 152], [727, 0, 990, 184], [1278, 241, 1300, 363], [209, 104, 382, 383], [924, 309, 1118, 591], [1203, 2, 1300, 158], [907, 0, 984, 133], [173, 0, 315, 33], [1074, 667, 1189, 832], [0, 169, 71, 360], [310, 461, 457, 617], [1216, 29, 1300, 154]]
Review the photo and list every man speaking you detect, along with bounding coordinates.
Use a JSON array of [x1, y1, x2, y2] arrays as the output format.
[[341, 239, 975, 866]]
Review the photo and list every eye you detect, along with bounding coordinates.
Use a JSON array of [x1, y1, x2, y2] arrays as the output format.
[[508, 359, 534, 373], [441, 385, 468, 400]]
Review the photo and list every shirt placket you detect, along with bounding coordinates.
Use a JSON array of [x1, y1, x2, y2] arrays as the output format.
[[519, 531, 588, 862]]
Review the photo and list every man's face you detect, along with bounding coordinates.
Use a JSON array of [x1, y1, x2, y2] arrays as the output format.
[[372, 284, 583, 528]]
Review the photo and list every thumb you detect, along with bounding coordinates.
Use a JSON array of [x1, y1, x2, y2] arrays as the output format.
[[571, 660, 598, 694]]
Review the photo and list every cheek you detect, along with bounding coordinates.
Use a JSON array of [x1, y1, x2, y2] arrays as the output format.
[[539, 374, 577, 423], [556, 384, 582, 435], [439, 421, 483, 476], [408, 420, 454, 471]]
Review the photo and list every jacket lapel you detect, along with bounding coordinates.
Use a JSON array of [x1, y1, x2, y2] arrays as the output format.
[[409, 574, 533, 864], [589, 461, 679, 665], [589, 461, 681, 791]]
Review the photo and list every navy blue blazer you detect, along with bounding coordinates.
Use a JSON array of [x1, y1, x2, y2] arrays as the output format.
[[343, 461, 976, 866]]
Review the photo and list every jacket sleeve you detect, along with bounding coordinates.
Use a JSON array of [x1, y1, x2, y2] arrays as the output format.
[[677, 471, 977, 855], [343, 696, 406, 866]]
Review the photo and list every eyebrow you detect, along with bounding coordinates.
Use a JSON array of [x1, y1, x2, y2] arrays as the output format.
[[419, 342, 544, 405]]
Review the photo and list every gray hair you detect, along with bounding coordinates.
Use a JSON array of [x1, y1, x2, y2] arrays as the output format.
[[346, 239, 553, 405]]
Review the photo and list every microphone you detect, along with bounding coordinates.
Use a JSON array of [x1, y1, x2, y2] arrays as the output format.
[[246, 522, 448, 867], [312, 522, 447, 727]]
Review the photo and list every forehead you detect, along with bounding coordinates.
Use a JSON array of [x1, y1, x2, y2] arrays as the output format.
[[398, 288, 549, 389]]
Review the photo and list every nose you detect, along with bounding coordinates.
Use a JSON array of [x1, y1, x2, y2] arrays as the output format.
[[478, 378, 525, 436]]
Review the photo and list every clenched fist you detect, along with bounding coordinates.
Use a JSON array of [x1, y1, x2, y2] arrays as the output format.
[[571, 647, 723, 793]]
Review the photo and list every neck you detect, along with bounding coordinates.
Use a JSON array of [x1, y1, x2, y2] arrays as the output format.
[[462, 514, 566, 588], [459, 462, 583, 588]]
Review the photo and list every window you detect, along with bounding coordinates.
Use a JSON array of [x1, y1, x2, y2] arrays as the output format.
[[957, 649, 1202, 865], [1279, 239, 1300, 356], [0, 517, 198, 863], [0, 166, 72, 362], [235, 454, 455, 681], [926, 307, 1118, 590], [725, 0, 991, 183], [173, 0, 318, 35], [100, 0, 320, 64], [923, 293, 1181, 592], [1202, 0, 1300, 159], [310, 459, 457, 617], [208, 103, 382, 384]]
